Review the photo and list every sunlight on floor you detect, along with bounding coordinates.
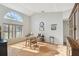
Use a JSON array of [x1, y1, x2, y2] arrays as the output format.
[[8, 41, 67, 56]]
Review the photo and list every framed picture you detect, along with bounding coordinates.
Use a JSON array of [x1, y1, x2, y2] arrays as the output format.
[[39, 22, 44, 31], [51, 24, 57, 30], [40, 22, 44, 27]]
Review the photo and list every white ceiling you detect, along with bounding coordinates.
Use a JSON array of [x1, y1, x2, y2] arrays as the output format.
[[1, 3, 74, 16]]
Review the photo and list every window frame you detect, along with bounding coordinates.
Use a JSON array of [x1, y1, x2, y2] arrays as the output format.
[[3, 23, 23, 39]]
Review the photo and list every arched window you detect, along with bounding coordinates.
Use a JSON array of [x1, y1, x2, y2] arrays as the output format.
[[4, 11, 23, 22], [3, 11, 23, 40]]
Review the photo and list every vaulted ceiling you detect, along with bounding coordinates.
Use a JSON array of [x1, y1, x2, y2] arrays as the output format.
[[1, 3, 74, 17]]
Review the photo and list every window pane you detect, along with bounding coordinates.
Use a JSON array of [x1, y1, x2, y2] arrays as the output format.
[[16, 32, 20, 37], [16, 26, 22, 38], [4, 11, 23, 22], [3, 24, 8, 32], [4, 32, 8, 39], [9, 25, 13, 31], [9, 25, 13, 39], [13, 25, 16, 38], [9, 32, 12, 39]]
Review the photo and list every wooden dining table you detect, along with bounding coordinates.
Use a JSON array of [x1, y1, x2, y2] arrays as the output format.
[[25, 36, 37, 48]]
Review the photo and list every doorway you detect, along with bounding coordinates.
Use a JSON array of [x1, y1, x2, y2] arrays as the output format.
[[63, 20, 69, 45]]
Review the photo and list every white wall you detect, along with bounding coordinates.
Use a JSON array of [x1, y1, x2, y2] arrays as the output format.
[[63, 9, 72, 20], [31, 12, 63, 44]]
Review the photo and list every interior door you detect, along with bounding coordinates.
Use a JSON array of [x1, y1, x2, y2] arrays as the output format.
[[75, 7, 79, 40]]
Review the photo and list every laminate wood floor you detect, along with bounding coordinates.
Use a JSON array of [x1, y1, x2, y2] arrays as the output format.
[[8, 41, 67, 56]]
